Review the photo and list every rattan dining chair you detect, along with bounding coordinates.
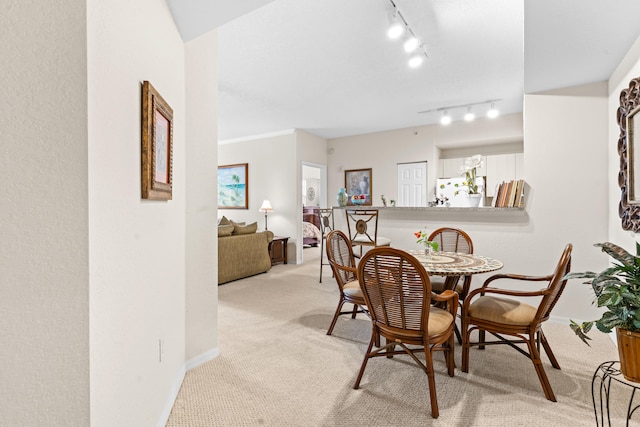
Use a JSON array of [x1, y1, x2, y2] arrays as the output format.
[[344, 209, 391, 257], [318, 208, 335, 283], [461, 243, 572, 401], [428, 227, 474, 343], [354, 247, 458, 418], [325, 230, 368, 335]]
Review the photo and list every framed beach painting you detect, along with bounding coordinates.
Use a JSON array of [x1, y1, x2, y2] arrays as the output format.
[[345, 168, 372, 206], [141, 81, 173, 200], [218, 163, 248, 209]]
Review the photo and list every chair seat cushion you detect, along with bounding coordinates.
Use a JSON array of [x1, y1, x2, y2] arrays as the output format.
[[467, 295, 537, 326], [351, 236, 391, 246], [343, 280, 364, 298], [428, 307, 455, 336]]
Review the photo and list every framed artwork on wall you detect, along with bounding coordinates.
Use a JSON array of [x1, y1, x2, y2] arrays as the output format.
[[345, 168, 372, 206], [218, 163, 248, 209], [141, 80, 173, 200]]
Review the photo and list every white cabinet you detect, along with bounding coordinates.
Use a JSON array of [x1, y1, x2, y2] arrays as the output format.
[[440, 156, 487, 178], [486, 154, 517, 197], [439, 154, 520, 198]]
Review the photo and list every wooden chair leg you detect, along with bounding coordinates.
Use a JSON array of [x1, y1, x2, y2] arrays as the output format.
[[525, 335, 556, 401], [423, 347, 440, 418], [478, 329, 486, 350], [461, 321, 471, 373], [539, 329, 560, 369], [327, 299, 345, 335], [354, 335, 375, 389], [446, 334, 455, 376], [351, 304, 358, 319]]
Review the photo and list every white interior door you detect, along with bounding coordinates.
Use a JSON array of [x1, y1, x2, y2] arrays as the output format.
[[397, 161, 427, 207]]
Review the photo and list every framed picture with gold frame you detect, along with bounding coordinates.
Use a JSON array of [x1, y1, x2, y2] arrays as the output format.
[[345, 168, 372, 206], [141, 80, 173, 200]]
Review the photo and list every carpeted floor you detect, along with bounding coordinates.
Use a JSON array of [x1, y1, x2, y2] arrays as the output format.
[[166, 247, 626, 426]]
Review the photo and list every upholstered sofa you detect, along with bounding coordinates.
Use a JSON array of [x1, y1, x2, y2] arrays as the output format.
[[218, 218, 274, 285]]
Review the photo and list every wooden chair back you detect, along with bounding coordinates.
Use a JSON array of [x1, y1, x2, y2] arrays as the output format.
[[326, 230, 357, 290], [318, 208, 335, 283], [358, 247, 434, 339], [428, 227, 473, 254], [345, 209, 382, 247], [536, 243, 572, 322]]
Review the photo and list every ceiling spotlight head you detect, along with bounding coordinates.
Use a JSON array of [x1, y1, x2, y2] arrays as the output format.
[[408, 53, 423, 68], [387, 10, 405, 39], [464, 107, 475, 122], [487, 103, 499, 118], [440, 111, 452, 125], [403, 35, 419, 53]]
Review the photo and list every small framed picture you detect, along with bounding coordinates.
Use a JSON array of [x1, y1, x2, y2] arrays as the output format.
[[345, 168, 372, 206], [141, 81, 173, 200], [218, 163, 249, 209]]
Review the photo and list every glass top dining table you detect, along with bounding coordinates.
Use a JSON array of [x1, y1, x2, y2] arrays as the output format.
[[408, 250, 504, 291]]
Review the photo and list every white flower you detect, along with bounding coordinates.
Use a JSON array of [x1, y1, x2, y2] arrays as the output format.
[[459, 154, 483, 174]]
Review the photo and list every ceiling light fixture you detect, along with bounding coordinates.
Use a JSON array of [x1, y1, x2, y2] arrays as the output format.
[[387, 9, 405, 39], [387, 0, 428, 68], [408, 53, 424, 68], [418, 99, 502, 125], [464, 107, 475, 122], [403, 35, 419, 53], [487, 103, 500, 118], [440, 111, 452, 125]]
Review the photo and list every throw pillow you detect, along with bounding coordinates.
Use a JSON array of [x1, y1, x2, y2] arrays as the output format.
[[218, 216, 231, 226], [218, 224, 234, 237], [233, 222, 258, 235], [231, 220, 246, 226]]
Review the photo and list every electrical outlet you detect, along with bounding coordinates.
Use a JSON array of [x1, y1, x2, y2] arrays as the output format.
[[159, 338, 164, 363]]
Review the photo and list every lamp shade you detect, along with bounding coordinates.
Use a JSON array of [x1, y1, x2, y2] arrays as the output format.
[[259, 200, 273, 212]]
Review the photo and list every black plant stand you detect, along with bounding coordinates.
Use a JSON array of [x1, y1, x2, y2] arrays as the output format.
[[592, 361, 640, 426]]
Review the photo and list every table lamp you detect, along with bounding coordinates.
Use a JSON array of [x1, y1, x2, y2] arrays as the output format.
[[259, 200, 273, 230]]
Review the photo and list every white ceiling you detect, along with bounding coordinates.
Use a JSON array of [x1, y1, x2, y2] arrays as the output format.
[[167, 0, 640, 142]]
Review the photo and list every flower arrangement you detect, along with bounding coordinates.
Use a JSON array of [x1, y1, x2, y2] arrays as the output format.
[[458, 154, 483, 195], [414, 229, 439, 251]]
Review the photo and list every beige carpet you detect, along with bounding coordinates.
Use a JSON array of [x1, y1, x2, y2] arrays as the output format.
[[166, 247, 626, 426]]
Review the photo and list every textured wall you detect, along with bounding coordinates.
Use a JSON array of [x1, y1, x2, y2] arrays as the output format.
[[87, 0, 186, 425], [0, 0, 90, 425]]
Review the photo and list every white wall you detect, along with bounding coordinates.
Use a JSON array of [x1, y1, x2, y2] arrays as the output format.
[[219, 133, 299, 261], [88, 0, 187, 425], [1, 1, 90, 425], [328, 108, 609, 322], [327, 114, 523, 206], [184, 32, 219, 364]]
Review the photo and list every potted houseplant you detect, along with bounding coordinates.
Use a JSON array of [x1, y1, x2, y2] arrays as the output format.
[[566, 242, 640, 382]]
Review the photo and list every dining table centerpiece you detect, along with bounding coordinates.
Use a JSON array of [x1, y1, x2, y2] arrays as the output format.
[[414, 229, 439, 258]]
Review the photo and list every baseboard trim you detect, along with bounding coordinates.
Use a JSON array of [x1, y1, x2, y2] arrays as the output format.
[[156, 347, 220, 427], [156, 364, 186, 427], [186, 347, 220, 371]]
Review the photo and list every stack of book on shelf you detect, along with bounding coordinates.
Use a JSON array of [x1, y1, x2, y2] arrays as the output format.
[[493, 179, 525, 208]]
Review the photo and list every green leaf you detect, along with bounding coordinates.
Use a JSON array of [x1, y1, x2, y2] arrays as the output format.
[[569, 320, 593, 346], [597, 242, 635, 267]]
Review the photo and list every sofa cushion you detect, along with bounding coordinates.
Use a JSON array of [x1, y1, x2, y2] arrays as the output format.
[[218, 216, 231, 226], [233, 222, 257, 235], [218, 224, 234, 237]]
